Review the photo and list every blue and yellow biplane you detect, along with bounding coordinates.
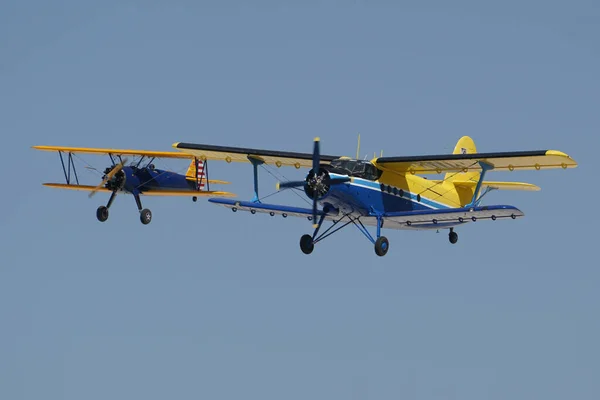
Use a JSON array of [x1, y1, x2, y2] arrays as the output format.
[[33, 146, 235, 224], [173, 136, 577, 256]]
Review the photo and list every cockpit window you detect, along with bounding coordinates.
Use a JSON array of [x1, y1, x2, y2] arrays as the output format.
[[329, 159, 382, 181]]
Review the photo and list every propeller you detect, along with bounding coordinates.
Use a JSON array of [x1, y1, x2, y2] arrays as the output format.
[[88, 158, 128, 198], [276, 138, 350, 227]]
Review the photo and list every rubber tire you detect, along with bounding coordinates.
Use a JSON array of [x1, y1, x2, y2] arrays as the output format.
[[140, 208, 152, 225], [374, 236, 389, 257], [449, 231, 458, 244], [300, 234, 314, 255], [96, 206, 109, 222]]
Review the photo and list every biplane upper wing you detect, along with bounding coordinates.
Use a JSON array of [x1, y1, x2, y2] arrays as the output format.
[[33, 145, 194, 159], [374, 150, 577, 174], [173, 142, 340, 168], [43, 183, 235, 197]]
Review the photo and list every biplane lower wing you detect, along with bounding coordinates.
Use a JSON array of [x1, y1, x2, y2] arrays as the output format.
[[380, 204, 524, 229], [209, 198, 523, 230], [208, 198, 330, 219], [44, 183, 235, 197]]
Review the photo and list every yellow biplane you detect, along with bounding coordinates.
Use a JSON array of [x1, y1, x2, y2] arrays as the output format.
[[172, 136, 577, 256], [33, 146, 235, 224]]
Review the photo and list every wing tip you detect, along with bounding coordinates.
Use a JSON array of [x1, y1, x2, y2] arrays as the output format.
[[545, 150, 578, 167]]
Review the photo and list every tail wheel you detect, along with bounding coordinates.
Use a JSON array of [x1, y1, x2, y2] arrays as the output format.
[[374, 236, 389, 257], [300, 234, 314, 255], [449, 230, 458, 244], [140, 209, 152, 225], [96, 206, 109, 222]]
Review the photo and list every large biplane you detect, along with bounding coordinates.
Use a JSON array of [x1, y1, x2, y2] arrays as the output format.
[[173, 136, 577, 256], [33, 146, 235, 224]]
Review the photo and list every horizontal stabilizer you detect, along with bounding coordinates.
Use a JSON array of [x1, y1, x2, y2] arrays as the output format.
[[431, 180, 541, 191]]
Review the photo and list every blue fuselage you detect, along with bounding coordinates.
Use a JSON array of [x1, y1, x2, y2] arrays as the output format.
[[116, 166, 196, 194], [321, 174, 448, 217]]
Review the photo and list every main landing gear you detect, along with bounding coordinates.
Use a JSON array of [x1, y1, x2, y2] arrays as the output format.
[[299, 214, 390, 257], [95, 191, 152, 225]]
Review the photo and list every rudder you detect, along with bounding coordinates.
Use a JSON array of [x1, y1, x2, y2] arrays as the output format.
[[185, 158, 206, 189]]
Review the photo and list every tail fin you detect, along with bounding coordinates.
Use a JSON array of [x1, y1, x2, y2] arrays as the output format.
[[185, 158, 206, 190], [444, 136, 479, 182]]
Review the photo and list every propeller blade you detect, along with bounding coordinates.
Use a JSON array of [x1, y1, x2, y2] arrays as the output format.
[[313, 137, 320, 174], [88, 158, 127, 198], [277, 180, 306, 190], [311, 137, 321, 226], [312, 196, 318, 228]]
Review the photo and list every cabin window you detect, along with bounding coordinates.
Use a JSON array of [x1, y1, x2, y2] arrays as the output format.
[[392, 187, 398, 195], [329, 159, 382, 181], [417, 194, 421, 202], [398, 189, 404, 197]]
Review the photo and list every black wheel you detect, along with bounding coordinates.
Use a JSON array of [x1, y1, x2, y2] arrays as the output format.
[[251, 209, 256, 214], [140, 208, 152, 225], [192, 196, 198, 202], [300, 234, 314, 255], [232, 207, 237, 212], [449, 230, 458, 244], [269, 212, 275, 216], [96, 206, 109, 222], [374, 236, 389, 257], [491, 215, 497, 221]]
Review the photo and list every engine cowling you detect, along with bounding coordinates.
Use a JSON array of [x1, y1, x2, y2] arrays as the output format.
[[304, 168, 332, 200], [104, 167, 126, 191]]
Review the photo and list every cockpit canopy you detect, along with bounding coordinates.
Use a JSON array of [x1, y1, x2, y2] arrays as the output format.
[[328, 158, 382, 181]]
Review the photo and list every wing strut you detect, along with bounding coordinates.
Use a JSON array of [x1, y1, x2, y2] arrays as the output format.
[[58, 151, 80, 185], [467, 161, 494, 207], [248, 155, 264, 203]]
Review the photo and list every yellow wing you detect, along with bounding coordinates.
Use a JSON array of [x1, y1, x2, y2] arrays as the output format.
[[42, 183, 235, 197], [173, 142, 340, 168], [373, 150, 577, 174], [33, 145, 195, 159]]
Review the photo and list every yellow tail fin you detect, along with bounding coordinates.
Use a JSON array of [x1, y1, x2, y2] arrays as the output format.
[[444, 136, 479, 182]]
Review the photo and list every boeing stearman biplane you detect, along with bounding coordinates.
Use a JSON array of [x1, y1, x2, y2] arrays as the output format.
[[172, 136, 577, 256], [33, 146, 235, 224]]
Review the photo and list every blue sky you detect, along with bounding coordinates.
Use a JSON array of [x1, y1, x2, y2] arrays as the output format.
[[1, 1, 598, 399]]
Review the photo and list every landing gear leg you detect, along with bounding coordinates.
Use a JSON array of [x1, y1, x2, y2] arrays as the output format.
[[96, 191, 117, 222], [374, 215, 389, 257], [299, 214, 326, 255], [449, 228, 458, 244], [134, 192, 152, 225]]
